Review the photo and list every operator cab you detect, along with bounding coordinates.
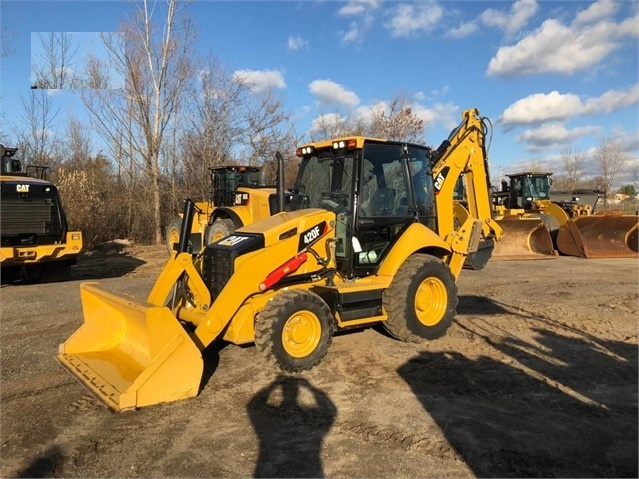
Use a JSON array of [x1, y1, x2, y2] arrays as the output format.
[[291, 138, 437, 278], [504, 172, 552, 210], [209, 165, 268, 207], [1, 145, 22, 175]]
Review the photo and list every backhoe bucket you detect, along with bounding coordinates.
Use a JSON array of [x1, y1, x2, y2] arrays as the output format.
[[491, 219, 557, 260], [57, 282, 203, 412], [556, 215, 639, 258]]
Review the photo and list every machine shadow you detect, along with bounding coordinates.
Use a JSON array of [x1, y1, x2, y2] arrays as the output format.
[[247, 375, 336, 478], [399, 309, 638, 477], [457, 294, 513, 315], [71, 246, 147, 281], [14, 445, 64, 478]]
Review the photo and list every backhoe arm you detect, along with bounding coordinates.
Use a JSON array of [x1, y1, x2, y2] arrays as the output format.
[[430, 108, 502, 275]]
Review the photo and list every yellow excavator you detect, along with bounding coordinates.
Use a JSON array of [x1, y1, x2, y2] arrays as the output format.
[[491, 172, 638, 259], [57, 108, 502, 411]]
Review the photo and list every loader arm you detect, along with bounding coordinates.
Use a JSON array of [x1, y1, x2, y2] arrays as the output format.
[[429, 108, 502, 275]]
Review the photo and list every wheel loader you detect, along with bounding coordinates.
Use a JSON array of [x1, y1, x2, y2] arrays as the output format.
[[57, 108, 502, 411], [0, 144, 82, 282], [165, 165, 279, 254], [491, 172, 638, 259]]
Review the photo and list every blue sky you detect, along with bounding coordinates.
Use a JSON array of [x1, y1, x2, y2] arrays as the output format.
[[1, 0, 638, 184]]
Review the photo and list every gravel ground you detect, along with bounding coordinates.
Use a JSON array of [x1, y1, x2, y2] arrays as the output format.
[[1, 246, 637, 478]]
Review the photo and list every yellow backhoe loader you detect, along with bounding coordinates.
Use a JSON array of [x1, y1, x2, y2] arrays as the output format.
[[57, 108, 502, 411], [492, 172, 638, 259], [165, 165, 279, 254]]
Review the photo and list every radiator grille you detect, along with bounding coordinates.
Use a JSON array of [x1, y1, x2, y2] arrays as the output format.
[[1, 184, 64, 246]]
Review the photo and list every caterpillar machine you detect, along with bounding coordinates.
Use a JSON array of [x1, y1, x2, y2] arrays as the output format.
[[0, 144, 83, 282], [165, 165, 277, 254], [491, 172, 638, 259], [57, 108, 502, 411]]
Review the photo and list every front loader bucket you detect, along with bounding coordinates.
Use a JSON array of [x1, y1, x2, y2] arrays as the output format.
[[556, 215, 639, 258], [57, 282, 203, 412], [491, 219, 557, 260]]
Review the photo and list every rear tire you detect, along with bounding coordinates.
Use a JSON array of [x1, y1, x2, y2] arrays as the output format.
[[382, 254, 457, 342], [255, 290, 335, 372], [205, 218, 235, 245], [165, 218, 182, 255]]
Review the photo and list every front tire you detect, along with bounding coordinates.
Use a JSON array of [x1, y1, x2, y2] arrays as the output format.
[[205, 218, 236, 245], [165, 217, 183, 255], [255, 290, 335, 372], [382, 254, 458, 342]]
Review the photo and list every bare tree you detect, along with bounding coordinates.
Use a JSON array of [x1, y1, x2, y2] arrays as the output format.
[[595, 139, 629, 208], [527, 159, 545, 173], [179, 58, 248, 202], [179, 59, 298, 202], [242, 87, 298, 165], [85, 53, 113, 89], [14, 90, 61, 164], [309, 93, 425, 143], [308, 113, 357, 141], [560, 147, 586, 191], [65, 116, 92, 164], [82, 0, 197, 244], [31, 32, 82, 89], [367, 94, 425, 142]]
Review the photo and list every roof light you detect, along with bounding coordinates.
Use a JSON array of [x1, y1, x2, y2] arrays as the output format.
[[296, 145, 315, 157], [332, 139, 357, 150]]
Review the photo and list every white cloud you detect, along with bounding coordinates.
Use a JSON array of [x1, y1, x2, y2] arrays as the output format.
[[583, 84, 639, 114], [487, 18, 620, 76], [308, 79, 360, 109], [486, 1, 639, 78], [341, 17, 373, 43], [618, 14, 639, 38], [501, 91, 583, 126], [385, 2, 443, 37], [337, 0, 380, 43], [232, 69, 286, 93], [411, 102, 460, 132], [444, 21, 478, 39], [287, 35, 307, 51], [500, 84, 639, 126], [337, 0, 381, 17], [573, 0, 618, 26], [517, 123, 602, 151], [480, 0, 538, 35]]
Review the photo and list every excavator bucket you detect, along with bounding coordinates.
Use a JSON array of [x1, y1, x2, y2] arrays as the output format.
[[491, 218, 557, 260], [556, 214, 639, 258], [57, 282, 203, 412]]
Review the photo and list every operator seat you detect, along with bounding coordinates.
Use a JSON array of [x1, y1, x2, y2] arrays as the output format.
[[367, 188, 396, 216]]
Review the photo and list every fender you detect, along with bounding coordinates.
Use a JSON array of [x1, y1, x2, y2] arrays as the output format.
[[377, 222, 450, 278]]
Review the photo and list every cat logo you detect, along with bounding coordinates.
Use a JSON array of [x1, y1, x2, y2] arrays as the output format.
[[219, 235, 249, 247], [434, 166, 450, 195], [16, 184, 29, 193]]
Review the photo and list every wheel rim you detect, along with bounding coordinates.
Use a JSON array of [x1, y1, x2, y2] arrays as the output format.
[[169, 228, 180, 250], [281, 310, 322, 358], [414, 277, 448, 326]]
